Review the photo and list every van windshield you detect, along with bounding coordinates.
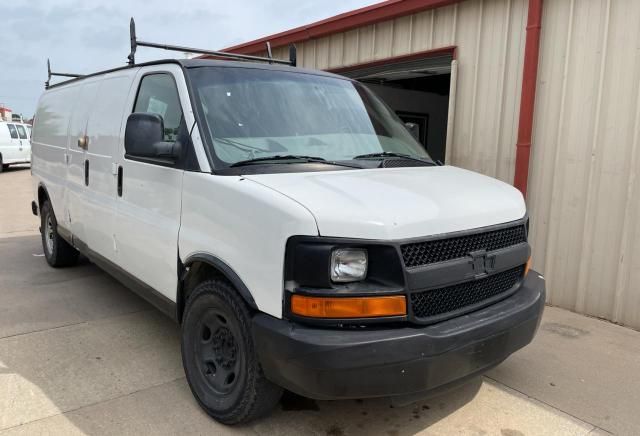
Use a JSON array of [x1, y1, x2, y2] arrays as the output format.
[[188, 67, 432, 168]]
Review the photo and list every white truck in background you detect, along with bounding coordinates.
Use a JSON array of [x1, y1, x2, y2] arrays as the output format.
[[0, 121, 31, 171]]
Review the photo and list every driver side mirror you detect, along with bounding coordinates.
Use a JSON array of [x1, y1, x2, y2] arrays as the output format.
[[124, 113, 182, 161]]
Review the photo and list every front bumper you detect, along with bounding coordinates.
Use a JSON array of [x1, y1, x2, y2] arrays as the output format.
[[252, 270, 545, 400]]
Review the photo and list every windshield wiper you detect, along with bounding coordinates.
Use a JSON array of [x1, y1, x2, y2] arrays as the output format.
[[230, 155, 361, 168], [214, 137, 269, 153], [352, 152, 436, 165]]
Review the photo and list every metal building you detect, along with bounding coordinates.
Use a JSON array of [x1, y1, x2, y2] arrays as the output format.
[[224, 0, 640, 329]]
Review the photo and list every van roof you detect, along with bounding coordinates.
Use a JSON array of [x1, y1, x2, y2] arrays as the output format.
[[45, 58, 346, 90]]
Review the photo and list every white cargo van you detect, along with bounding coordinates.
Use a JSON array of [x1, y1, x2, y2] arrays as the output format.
[[0, 121, 31, 171], [31, 31, 545, 424]]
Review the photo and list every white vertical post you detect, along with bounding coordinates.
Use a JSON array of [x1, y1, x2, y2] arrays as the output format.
[[444, 59, 458, 164]]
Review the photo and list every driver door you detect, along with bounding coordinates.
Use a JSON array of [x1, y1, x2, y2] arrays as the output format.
[[114, 67, 186, 300]]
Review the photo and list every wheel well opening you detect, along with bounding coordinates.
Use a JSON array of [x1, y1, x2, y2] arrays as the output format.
[[178, 261, 231, 323], [38, 186, 49, 209]]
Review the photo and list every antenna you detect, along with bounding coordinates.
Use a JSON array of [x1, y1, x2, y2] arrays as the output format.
[[127, 17, 295, 66], [128, 17, 137, 66], [45, 59, 84, 89]]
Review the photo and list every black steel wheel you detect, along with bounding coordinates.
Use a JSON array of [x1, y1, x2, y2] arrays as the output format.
[[181, 279, 282, 424], [196, 308, 241, 395], [40, 200, 79, 267]]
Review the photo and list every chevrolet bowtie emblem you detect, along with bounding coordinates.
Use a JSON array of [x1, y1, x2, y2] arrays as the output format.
[[469, 250, 495, 277]]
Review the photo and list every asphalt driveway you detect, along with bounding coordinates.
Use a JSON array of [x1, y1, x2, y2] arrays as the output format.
[[1, 167, 638, 435]]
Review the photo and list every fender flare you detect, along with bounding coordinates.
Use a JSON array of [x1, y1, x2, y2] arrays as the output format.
[[37, 182, 52, 208], [180, 252, 258, 311]]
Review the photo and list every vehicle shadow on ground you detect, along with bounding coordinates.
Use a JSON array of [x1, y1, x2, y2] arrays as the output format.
[[261, 380, 483, 436], [0, 164, 30, 174], [0, 234, 482, 435]]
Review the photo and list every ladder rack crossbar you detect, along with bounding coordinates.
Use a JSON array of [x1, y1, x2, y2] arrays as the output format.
[[128, 17, 296, 67], [50, 72, 83, 78], [45, 59, 84, 89], [135, 40, 292, 65]]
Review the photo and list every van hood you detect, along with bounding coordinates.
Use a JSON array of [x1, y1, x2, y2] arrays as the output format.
[[244, 166, 526, 240]]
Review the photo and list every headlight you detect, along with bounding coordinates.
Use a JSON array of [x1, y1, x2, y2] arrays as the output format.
[[330, 248, 368, 282]]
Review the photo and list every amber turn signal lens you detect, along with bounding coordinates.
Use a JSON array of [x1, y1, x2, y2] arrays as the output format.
[[524, 257, 532, 276], [290, 295, 406, 318]]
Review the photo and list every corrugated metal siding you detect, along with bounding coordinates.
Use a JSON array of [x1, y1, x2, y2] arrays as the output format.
[[528, 0, 640, 328], [270, 0, 528, 184]]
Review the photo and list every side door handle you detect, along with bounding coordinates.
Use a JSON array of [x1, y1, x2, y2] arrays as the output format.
[[117, 166, 123, 197], [78, 135, 88, 150], [84, 159, 89, 186]]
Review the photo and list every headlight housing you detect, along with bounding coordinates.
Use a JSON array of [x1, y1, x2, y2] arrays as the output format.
[[330, 248, 368, 282]]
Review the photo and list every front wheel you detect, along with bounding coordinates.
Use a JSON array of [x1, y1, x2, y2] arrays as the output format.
[[40, 200, 79, 267], [181, 280, 282, 424]]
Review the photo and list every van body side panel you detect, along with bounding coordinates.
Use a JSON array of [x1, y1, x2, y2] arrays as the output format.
[[83, 72, 136, 261], [66, 79, 101, 242], [32, 87, 79, 226], [179, 172, 319, 318]]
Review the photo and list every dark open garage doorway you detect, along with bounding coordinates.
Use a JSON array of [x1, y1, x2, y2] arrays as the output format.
[[335, 51, 453, 163]]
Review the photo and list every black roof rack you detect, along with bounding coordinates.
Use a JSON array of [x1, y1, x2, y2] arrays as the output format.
[[127, 17, 296, 67], [45, 18, 297, 89], [45, 59, 84, 89]]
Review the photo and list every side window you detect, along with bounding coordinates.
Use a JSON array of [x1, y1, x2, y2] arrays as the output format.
[[16, 125, 28, 139], [133, 74, 183, 142], [7, 124, 18, 139]]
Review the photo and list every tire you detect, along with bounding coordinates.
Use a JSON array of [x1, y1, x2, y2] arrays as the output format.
[[181, 280, 283, 424], [40, 200, 79, 267], [0, 155, 5, 172]]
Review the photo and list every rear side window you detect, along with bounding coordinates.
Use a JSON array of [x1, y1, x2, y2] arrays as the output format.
[[133, 74, 183, 142], [7, 124, 18, 139], [16, 125, 27, 139]]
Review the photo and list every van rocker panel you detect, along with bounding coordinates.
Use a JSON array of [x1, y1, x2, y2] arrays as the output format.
[[252, 271, 545, 400]]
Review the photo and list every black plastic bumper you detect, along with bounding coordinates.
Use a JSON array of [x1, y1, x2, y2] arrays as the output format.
[[252, 270, 545, 400]]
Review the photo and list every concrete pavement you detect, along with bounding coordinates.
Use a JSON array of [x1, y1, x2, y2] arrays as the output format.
[[1, 167, 638, 435], [0, 166, 37, 239]]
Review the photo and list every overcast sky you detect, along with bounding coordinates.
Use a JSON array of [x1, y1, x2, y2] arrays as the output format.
[[1, 0, 377, 118]]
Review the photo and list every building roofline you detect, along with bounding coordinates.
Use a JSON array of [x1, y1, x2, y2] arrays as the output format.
[[223, 0, 462, 54]]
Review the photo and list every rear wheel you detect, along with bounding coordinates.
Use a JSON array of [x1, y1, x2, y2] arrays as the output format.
[[181, 280, 282, 424], [40, 200, 79, 267]]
